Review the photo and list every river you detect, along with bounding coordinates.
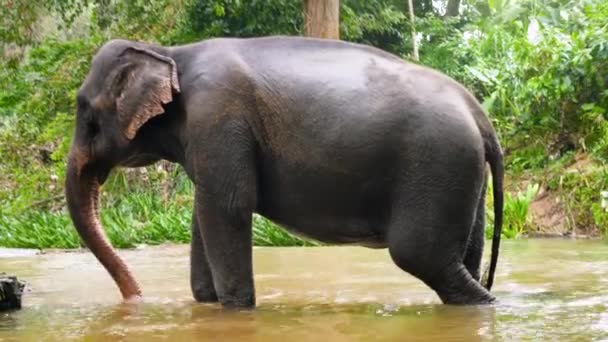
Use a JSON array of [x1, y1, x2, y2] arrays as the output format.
[[1, 239, 607, 340]]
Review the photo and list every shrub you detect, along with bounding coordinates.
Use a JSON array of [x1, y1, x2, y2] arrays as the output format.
[[486, 181, 540, 239], [463, 0, 608, 167]]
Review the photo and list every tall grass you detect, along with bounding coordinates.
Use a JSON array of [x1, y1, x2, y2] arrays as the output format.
[[252, 215, 320, 247], [0, 184, 541, 250], [0, 163, 541, 249], [0, 173, 543, 249], [486, 181, 539, 239], [0, 191, 315, 249]]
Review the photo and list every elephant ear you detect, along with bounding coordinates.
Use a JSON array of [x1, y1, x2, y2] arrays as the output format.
[[115, 47, 181, 140]]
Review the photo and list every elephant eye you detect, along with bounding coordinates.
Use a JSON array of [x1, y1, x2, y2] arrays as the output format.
[[77, 95, 89, 112]]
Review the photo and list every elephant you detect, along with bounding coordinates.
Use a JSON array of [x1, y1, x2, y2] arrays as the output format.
[[65, 36, 504, 309]]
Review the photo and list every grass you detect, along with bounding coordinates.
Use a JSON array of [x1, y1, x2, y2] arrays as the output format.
[[252, 214, 320, 247], [0, 169, 561, 249], [0, 184, 541, 249], [0, 190, 316, 249]]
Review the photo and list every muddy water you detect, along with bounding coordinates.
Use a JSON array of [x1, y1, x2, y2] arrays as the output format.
[[0, 240, 607, 341]]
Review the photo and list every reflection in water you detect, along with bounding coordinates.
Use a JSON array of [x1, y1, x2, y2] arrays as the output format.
[[0, 240, 607, 340]]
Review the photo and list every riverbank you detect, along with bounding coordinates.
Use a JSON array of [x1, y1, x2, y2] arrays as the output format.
[[0, 231, 603, 256], [507, 153, 608, 240]]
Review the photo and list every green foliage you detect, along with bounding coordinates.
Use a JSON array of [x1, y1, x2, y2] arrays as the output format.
[[0, 191, 310, 248], [486, 181, 540, 239], [415, 15, 473, 80], [341, 0, 409, 55], [175, 0, 303, 42], [464, 1, 608, 238], [0, 37, 101, 211], [463, 0, 608, 166], [91, 0, 185, 43], [0, 211, 76, 248], [545, 165, 608, 236], [505, 183, 540, 238], [252, 215, 320, 247], [0, 0, 326, 248], [175, 0, 412, 56], [2, 0, 608, 249], [0, 1, 43, 46]]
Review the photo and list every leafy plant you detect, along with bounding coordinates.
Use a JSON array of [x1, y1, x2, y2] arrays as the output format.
[[0, 191, 315, 248], [464, 0, 608, 164], [486, 182, 540, 239]]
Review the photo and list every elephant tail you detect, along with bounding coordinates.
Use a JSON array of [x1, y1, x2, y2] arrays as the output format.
[[464, 89, 504, 291], [484, 132, 504, 291]]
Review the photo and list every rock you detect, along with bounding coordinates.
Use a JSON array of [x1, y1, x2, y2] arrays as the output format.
[[0, 274, 25, 311]]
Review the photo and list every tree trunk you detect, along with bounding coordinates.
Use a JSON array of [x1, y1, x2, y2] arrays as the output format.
[[304, 0, 340, 39], [445, 0, 461, 17], [407, 0, 419, 61]]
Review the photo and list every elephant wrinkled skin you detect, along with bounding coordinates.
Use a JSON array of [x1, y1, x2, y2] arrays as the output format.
[[65, 36, 504, 308]]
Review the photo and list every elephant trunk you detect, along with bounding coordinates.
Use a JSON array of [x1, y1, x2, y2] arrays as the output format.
[[65, 146, 142, 300]]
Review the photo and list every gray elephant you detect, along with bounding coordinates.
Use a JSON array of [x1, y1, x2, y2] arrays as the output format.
[[65, 36, 504, 308]]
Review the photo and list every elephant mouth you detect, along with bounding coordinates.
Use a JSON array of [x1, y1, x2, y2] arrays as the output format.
[[120, 153, 160, 168]]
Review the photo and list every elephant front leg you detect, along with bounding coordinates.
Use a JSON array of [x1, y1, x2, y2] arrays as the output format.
[[190, 211, 218, 303], [195, 188, 256, 308], [190, 115, 258, 308]]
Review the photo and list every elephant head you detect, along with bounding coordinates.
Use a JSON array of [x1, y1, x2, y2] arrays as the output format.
[[65, 40, 180, 300]]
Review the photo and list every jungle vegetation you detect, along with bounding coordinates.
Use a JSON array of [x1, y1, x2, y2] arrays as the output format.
[[1, 0, 607, 248]]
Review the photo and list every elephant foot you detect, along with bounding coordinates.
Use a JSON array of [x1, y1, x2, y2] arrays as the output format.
[[434, 264, 496, 305], [193, 291, 219, 303], [440, 289, 496, 305], [192, 284, 219, 303], [218, 292, 256, 309]]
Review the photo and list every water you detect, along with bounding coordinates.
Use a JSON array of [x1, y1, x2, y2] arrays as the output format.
[[1, 239, 607, 341]]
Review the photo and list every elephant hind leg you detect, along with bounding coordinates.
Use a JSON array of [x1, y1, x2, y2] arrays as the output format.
[[463, 175, 487, 282], [387, 212, 495, 304], [387, 174, 494, 304]]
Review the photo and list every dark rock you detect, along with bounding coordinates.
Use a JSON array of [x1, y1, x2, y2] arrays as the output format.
[[0, 274, 25, 311]]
